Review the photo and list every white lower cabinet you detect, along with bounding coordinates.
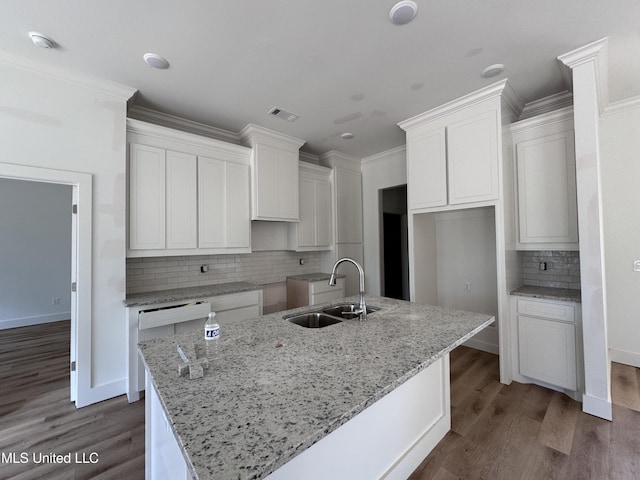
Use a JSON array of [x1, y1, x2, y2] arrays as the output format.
[[146, 372, 189, 480], [514, 296, 581, 394], [286, 277, 346, 309]]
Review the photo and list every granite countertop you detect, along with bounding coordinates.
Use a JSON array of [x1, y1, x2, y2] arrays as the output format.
[[286, 272, 344, 282], [510, 285, 581, 303], [139, 295, 495, 480], [124, 282, 262, 307]]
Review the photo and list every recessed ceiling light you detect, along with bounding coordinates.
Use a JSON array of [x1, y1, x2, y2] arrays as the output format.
[[389, 1, 418, 25], [481, 64, 505, 79], [143, 53, 170, 69], [28, 31, 56, 49], [341, 133, 354, 140]]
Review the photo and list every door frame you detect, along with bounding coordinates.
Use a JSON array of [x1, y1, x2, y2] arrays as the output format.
[[0, 162, 92, 407]]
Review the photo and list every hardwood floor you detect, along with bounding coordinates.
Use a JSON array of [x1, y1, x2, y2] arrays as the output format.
[[2, 323, 640, 479], [0, 321, 145, 480], [409, 346, 640, 480]]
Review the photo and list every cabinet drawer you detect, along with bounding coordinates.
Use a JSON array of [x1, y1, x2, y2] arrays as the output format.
[[209, 291, 260, 312], [139, 302, 211, 330], [311, 278, 345, 295], [517, 298, 575, 323]]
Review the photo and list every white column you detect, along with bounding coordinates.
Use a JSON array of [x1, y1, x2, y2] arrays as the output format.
[[558, 38, 612, 420]]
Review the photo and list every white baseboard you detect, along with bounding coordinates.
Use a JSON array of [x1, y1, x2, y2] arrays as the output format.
[[0, 312, 71, 330], [582, 393, 613, 421], [609, 348, 640, 369]]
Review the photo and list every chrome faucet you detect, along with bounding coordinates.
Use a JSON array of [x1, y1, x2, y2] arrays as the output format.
[[329, 257, 367, 321]]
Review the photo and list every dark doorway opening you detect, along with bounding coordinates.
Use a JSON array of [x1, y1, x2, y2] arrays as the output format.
[[381, 185, 409, 300]]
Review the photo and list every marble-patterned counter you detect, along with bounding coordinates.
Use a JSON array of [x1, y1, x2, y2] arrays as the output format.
[[124, 281, 261, 307], [510, 285, 581, 303], [285, 272, 344, 282], [139, 295, 494, 479]]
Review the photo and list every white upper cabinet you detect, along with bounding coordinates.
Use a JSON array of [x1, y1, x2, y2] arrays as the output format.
[[166, 151, 198, 249], [239, 124, 305, 222], [399, 82, 506, 212], [129, 143, 166, 250], [127, 119, 252, 257], [288, 162, 333, 251], [511, 108, 578, 250]]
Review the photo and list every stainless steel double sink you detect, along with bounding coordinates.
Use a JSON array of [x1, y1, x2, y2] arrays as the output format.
[[284, 303, 380, 328]]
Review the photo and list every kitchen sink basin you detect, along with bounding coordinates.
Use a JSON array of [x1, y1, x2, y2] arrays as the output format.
[[285, 312, 343, 329], [321, 303, 381, 319]]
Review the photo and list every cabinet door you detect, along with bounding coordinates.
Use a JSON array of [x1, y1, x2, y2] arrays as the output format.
[[315, 179, 332, 246], [406, 127, 447, 209], [253, 144, 280, 219], [297, 176, 316, 247], [278, 149, 299, 220], [129, 143, 166, 250], [335, 243, 364, 297], [226, 162, 251, 248], [518, 315, 577, 390], [447, 110, 499, 205], [335, 168, 363, 243], [516, 131, 578, 245], [166, 151, 197, 249], [198, 156, 225, 248]]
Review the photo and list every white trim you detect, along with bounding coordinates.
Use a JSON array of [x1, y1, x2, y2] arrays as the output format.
[[127, 118, 251, 161], [519, 91, 574, 120], [0, 313, 71, 330], [0, 162, 92, 409], [319, 150, 362, 171], [0, 50, 136, 101], [128, 106, 241, 145], [463, 337, 499, 355], [558, 37, 609, 114], [501, 81, 525, 118], [609, 348, 640, 369], [582, 392, 613, 421], [299, 151, 320, 164], [511, 106, 574, 134], [360, 145, 406, 165], [602, 95, 640, 116], [238, 123, 306, 150], [397, 79, 508, 130]]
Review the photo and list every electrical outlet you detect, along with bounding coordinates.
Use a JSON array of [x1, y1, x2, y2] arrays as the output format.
[[464, 282, 471, 292], [539, 262, 547, 271], [299, 258, 305, 266], [51, 297, 61, 305], [634, 260, 640, 272], [200, 265, 209, 273]]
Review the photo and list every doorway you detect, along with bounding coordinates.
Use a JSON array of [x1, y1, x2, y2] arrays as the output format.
[[0, 163, 92, 407], [380, 185, 409, 300]]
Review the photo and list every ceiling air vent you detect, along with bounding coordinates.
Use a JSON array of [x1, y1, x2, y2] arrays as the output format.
[[268, 106, 300, 122]]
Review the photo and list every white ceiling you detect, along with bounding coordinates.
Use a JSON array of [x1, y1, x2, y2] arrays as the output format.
[[3, 1, 640, 158]]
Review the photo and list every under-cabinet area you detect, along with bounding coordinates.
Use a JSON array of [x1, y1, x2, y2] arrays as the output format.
[[409, 207, 499, 353]]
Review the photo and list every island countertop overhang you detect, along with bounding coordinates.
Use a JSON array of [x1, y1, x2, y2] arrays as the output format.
[[139, 295, 495, 480]]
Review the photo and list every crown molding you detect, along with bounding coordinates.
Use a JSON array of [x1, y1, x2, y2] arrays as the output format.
[[558, 37, 609, 114], [361, 144, 406, 165], [128, 105, 240, 144], [0, 49, 137, 101], [398, 79, 508, 131], [510, 106, 574, 135], [126, 118, 251, 159], [518, 91, 573, 120], [238, 123, 306, 150], [319, 150, 362, 171], [501, 81, 525, 118], [299, 151, 320, 165]]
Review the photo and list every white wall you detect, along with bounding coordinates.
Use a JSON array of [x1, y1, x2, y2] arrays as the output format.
[[0, 54, 135, 401], [601, 100, 640, 367], [0, 179, 72, 328], [361, 146, 407, 295]]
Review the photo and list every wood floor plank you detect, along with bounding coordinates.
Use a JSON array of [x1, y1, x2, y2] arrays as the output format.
[[0, 320, 145, 480], [563, 409, 611, 479], [537, 391, 580, 454], [609, 404, 640, 479], [611, 361, 640, 411], [450, 367, 502, 435]]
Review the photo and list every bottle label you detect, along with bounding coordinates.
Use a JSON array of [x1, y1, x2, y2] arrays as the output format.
[[205, 324, 219, 340]]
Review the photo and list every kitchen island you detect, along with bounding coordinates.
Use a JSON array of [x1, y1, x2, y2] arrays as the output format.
[[139, 295, 494, 480]]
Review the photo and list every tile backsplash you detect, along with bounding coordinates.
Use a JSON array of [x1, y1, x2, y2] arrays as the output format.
[[522, 250, 581, 289], [126, 251, 322, 294]]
